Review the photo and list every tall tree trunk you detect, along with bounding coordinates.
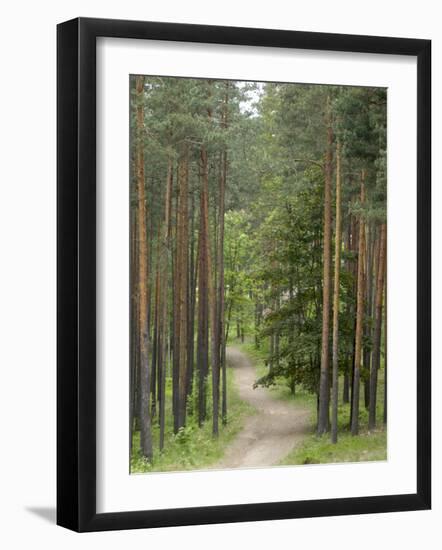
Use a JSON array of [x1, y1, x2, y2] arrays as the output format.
[[130, 212, 137, 458], [331, 140, 342, 444], [135, 76, 153, 459], [197, 147, 210, 426], [317, 95, 333, 435], [151, 225, 162, 418], [172, 172, 180, 432], [219, 147, 227, 424], [151, 255, 160, 418], [349, 210, 359, 425], [146, 206, 155, 359], [368, 223, 387, 429], [218, 83, 229, 425], [383, 254, 388, 425], [158, 159, 172, 450], [177, 145, 189, 430], [186, 186, 196, 403], [209, 231, 220, 437], [363, 223, 373, 409], [342, 220, 352, 404], [351, 172, 366, 436]]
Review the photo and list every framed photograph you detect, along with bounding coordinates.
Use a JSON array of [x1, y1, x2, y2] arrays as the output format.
[[57, 17, 431, 532]]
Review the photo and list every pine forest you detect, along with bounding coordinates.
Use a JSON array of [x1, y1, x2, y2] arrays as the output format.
[[129, 75, 387, 473]]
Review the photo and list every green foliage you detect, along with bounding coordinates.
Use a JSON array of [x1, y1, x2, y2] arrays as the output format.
[[281, 369, 387, 465], [224, 210, 256, 339], [280, 428, 387, 465], [239, 340, 317, 409], [130, 367, 255, 473], [130, 75, 388, 468], [240, 342, 386, 465], [237, 82, 387, 416]]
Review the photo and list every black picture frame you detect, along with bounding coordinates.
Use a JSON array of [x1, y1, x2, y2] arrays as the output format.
[[57, 17, 431, 532]]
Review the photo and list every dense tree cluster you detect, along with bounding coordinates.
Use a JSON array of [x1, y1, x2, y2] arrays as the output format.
[[130, 75, 387, 464], [249, 83, 387, 441]]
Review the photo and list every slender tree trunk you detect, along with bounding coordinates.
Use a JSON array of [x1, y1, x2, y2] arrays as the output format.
[[197, 147, 210, 426], [349, 211, 359, 425], [146, 212, 153, 351], [255, 301, 262, 349], [177, 145, 189, 430], [367, 225, 380, 408], [209, 230, 220, 437], [186, 187, 196, 403], [159, 159, 172, 450], [151, 261, 159, 417], [172, 173, 180, 432], [130, 212, 137, 458], [383, 255, 388, 425], [363, 223, 373, 409], [135, 76, 153, 459], [219, 147, 227, 424], [151, 227, 162, 418], [368, 223, 387, 429], [317, 95, 333, 435], [225, 297, 234, 344], [351, 172, 366, 436], [343, 361, 350, 404], [349, 322, 356, 428], [342, 221, 351, 404], [331, 140, 342, 444]]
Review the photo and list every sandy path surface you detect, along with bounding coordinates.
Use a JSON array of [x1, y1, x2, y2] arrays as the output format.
[[214, 347, 311, 469]]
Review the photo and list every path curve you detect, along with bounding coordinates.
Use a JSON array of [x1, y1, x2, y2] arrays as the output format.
[[214, 346, 311, 469]]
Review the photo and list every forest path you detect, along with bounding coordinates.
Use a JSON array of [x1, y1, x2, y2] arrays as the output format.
[[214, 346, 311, 469]]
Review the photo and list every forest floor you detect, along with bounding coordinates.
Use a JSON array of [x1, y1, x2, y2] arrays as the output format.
[[232, 341, 387, 467], [211, 346, 311, 469], [131, 343, 386, 474], [130, 359, 254, 474]]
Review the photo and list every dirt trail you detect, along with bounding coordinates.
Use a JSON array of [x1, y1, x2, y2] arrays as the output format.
[[214, 346, 311, 469]]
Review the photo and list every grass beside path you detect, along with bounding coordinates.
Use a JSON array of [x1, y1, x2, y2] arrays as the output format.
[[280, 429, 386, 465], [131, 366, 255, 474], [233, 338, 387, 466]]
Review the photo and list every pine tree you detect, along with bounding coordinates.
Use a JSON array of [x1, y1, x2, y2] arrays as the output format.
[[317, 95, 333, 435], [331, 139, 342, 443], [135, 75, 153, 459]]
